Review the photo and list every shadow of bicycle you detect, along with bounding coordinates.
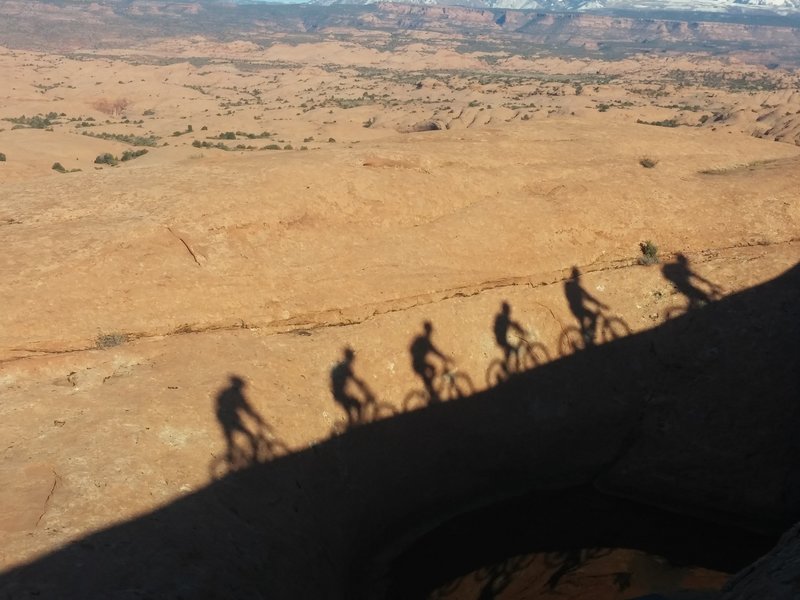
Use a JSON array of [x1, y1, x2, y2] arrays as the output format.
[[558, 315, 632, 357], [485, 336, 551, 387], [403, 368, 475, 412]]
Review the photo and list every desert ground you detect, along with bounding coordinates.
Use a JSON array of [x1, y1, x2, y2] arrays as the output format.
[[1, 5, 800, 598]]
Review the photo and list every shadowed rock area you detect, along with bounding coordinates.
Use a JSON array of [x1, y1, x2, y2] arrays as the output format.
[[1, 263, 797, 599]]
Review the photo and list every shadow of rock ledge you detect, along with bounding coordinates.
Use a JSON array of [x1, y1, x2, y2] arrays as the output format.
[[1, 264, 799, 600]]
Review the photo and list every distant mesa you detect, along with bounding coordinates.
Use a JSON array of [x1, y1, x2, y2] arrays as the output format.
[[311, 0, 800, 16]]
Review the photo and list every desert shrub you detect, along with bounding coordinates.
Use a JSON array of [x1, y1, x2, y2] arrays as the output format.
[[263, 144, 281, 150], [4, 114, 56, 129], [328, 137, 336, 143], [52, 162, 66, 173], [82, 132, 158, 146], [94, 153, 118, 166], [121, 149, 148, 161], [283, 144, 293, 150], [237, 131, 270, 139], [639, 240, 659, 265], [0, 152, 5, 161], [143, 109, 155, 116], [639, 157, 658, 168], [637, 118, 679, 128], [96, 332, 127, 349]]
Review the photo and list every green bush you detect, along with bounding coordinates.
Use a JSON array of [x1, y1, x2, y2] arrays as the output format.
[[637, 118, 679, 128], [4, 113, 57, 129], [121, 149, 148, 162], [0, 152, 6, 161], [52, 162, 67, 173], [83, 132, 159, 146], [94, 153, 118, 166], [639, 240, 659, 265]]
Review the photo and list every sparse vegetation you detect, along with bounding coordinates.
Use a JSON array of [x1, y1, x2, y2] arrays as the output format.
[[0, 152, 5, 161], [636, 118, 679, 128], [82, 131, 159, 146], [52, 162, 81, 173], [172, 125, 192, 137], [121, 149, 148, 161], [96, 332, 127, 349], [639, 241, 659, 265], [94, 153, 118, 166], [192, 140, 231, 151], [4, 113, 59, 129], [639, 157, 658, 169]]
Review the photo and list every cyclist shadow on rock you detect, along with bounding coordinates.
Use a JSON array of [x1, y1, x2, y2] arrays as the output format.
[[486, 301, 550, 387], [404, 320, 473, 411], [210, 374, 287, 478], [662, 253, 724, 313], [560, 266, 631, 355], [330, 346, 395, 431]]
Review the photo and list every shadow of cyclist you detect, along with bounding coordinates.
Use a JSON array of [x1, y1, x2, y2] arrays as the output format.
[[215, 375, 269, 470], [493, 301, 525, 373], [662, 253, 722, 310], [564, 267, 610, 345], [410, 321, 452, 404], [330, 346, 375, 428]]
